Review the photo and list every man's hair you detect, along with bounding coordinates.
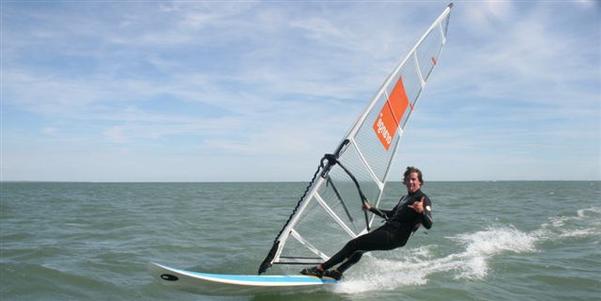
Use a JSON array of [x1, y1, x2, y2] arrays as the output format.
[[403, 166, 424, 185]]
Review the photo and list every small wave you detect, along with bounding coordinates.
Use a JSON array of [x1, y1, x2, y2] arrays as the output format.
[[558, 228, 597, 238], [540, 206, 601, 239], [577, 207, 601, 218]]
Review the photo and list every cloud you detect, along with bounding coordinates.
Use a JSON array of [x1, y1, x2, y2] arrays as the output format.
[[103, 126, 128, 144], [41, 127, 58, 136], [463, 0, 514, 32], [433, 3, 599, 112]]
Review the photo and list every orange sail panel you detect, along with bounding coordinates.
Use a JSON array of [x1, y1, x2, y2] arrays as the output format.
[[373, 77, 410, 150]]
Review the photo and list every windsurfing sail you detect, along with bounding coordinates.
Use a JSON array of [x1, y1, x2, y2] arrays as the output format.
[[258, 3, 453, 275]]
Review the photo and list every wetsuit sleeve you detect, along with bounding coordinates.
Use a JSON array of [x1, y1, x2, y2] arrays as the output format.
[[421, 197, 433, 229]]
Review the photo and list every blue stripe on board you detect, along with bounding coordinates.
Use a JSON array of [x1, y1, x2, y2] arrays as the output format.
[[188, 271, 337, 284]]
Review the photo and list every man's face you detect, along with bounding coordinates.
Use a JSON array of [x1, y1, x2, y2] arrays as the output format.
[[404, 172, 422, 193]]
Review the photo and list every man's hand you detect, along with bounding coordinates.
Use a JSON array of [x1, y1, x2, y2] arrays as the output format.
[[362, 202, 373, 211], [408, 196, 425, 214]]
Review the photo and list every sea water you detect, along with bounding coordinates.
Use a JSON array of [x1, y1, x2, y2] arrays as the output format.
[[1, 181, 600, 300]]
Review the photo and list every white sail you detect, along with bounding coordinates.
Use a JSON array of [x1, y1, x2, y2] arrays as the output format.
[[259, 3, 453, 274]]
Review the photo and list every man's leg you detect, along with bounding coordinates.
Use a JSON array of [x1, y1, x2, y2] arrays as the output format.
[[337, 251, 363, 273]]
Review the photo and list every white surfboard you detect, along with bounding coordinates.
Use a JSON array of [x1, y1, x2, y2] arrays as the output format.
[[149, 262, 337, 295]]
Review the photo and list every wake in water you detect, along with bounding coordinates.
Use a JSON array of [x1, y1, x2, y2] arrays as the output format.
[[333, 207, 601, 294]]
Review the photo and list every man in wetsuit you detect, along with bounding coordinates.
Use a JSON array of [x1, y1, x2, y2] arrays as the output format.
[[301, 166, 433, 280]]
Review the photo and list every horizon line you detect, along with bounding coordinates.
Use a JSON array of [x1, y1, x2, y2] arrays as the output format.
[[2, 179, 599, 184]]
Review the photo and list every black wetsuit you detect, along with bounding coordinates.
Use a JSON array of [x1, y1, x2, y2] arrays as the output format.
[[320, 189, 433, 272]]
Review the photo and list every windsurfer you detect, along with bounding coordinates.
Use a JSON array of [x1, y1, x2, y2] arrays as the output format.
[[300, 166, 433, 280]]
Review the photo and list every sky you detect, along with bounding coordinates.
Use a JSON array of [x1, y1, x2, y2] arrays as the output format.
[[2, 0, 600, 182]]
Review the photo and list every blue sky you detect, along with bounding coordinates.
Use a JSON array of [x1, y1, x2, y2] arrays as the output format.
[[2, 1, 600, 182]]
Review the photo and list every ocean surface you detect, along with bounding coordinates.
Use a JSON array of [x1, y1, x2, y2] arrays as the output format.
[[1, 181, 600, 300]]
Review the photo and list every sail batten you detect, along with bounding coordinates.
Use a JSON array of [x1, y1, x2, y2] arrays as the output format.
[[289, 229, 330, 260], [415, 54, 427, 88], [258, 4, 453, 275]]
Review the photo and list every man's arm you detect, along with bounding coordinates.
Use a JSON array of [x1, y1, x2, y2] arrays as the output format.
[[364, 202, 395, 220], [421, 197, 433, 229]]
